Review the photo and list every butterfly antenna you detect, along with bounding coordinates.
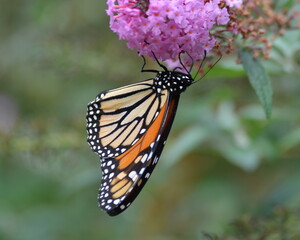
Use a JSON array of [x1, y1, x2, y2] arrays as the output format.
[[193, 51, 207, 81], [178, 51, 193, 76], [185, 51, 194, 74], [192, 53, 222, 84], [151, 51, 168, 72]]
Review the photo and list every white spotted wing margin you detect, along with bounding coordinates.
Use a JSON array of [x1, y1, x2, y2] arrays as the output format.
[[86, 80, 180, 216]]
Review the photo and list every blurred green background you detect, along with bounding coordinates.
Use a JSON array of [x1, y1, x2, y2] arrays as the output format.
[[1, 0, 300, 239]]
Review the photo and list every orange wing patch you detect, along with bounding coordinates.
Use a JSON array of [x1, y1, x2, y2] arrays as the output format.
[[116, 101, 167, 170]]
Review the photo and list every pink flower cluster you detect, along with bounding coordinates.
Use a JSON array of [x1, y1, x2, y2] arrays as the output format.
[[225, 0, 242, 8], [107, 0, 242, 62]]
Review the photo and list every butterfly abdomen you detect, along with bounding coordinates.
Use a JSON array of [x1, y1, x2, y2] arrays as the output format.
[[153, 71, 193, 94]]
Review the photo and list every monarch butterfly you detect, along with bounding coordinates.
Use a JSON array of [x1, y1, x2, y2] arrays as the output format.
[[86, 53, 197, 216]]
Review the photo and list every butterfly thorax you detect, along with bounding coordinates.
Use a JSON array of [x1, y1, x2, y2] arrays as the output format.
[[153, 71, 193, 94]]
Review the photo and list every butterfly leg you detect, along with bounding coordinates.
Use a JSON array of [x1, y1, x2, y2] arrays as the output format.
[[140, 55, 159, 73]]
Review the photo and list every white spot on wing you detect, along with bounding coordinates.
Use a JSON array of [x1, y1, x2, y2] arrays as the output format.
[[129, 171, 138, 181], [141, 154, 148, 163], [140, 128, 146, 134], [139, 168, 145, 175]]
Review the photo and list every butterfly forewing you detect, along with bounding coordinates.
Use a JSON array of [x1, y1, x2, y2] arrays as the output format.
[[87, 80, 167, 157]]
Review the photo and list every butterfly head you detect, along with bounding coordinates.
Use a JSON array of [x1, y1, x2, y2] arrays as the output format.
[[153, 70, 193, 94]]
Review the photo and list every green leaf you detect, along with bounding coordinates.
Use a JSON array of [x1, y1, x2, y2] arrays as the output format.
[[164, 126, 209, 167], [239, 49, 273, 119]]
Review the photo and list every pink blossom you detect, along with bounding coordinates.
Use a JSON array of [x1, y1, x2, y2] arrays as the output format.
[[106, 0, 242, 63], [225, 0, 242, 8]]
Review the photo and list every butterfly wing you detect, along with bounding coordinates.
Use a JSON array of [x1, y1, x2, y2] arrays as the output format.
[[86, 79, 180, 216]]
